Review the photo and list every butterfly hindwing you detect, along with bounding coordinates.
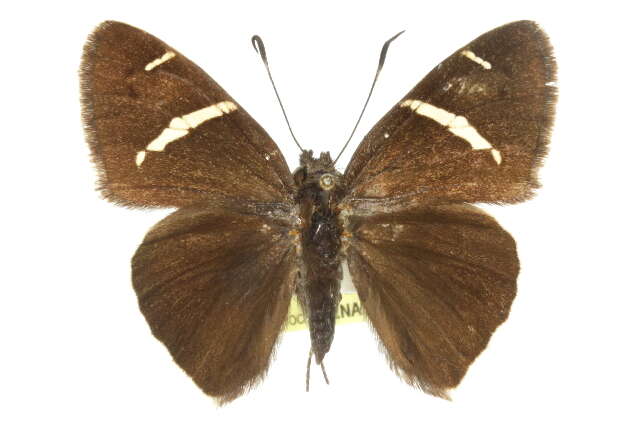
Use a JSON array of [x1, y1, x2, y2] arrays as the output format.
[[343, 20, 556, 211], [132, 205, 297, 403], [345, 204, 518, 397], [81, 21, 294, 208]]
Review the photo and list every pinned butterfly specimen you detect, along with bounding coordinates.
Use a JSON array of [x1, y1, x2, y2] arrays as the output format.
[[80, 20, 556, 403]]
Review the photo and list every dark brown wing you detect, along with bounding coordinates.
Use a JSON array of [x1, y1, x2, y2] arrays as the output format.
[[344, 204, 518, 397], [81, 21, 293, 208], [343, 21, 556, 211], [132, 204, 297, 403]]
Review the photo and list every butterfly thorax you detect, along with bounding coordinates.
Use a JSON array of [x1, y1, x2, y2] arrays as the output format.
[[294, 150, 345, 363]]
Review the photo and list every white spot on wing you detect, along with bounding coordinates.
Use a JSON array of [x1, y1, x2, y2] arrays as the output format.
[[135, 151, 146, 167], [144, 51, 176, 71], [169, 117, 190, 130], [136, 101, 238, 167], [182, 105, 224, 128], [491, 149, 502, 164], [400, 99, 502, 164], [402, 99, 455, 127], [146, 128, 189, 152], [217, 101, 236, 114], [461, 50, 492, 70]]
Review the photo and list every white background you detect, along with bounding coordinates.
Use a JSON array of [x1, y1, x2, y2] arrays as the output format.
[[2, 0, 639, 426]]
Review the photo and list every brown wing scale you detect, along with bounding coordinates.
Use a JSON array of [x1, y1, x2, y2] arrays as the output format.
[[132, 205, 298, 403], [343, 21, 556, 211], [81, 21, 294, 208], [344, 204, 518, 397]]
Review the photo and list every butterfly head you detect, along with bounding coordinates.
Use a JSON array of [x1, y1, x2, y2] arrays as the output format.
[[294, 150, 343, 196]]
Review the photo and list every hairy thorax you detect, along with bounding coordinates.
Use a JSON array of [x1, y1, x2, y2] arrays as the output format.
[[294, 150, 345, 363]]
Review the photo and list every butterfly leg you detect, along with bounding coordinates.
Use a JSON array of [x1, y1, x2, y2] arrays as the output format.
[[305, 347, 331, 391], [320, 361, 330, 385], [305, 348, 312, 392]]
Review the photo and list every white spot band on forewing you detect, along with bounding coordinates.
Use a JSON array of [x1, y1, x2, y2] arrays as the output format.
[[401, 99, 501, 164], [144, 51, 176, 71], [136, 101, 238, 167], [461, 50, 491, 70], [145, 128, 189, 152]]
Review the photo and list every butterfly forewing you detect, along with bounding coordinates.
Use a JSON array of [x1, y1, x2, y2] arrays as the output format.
[[343, 21, 556, 211], [345, 204, 518, 397], [132, 205, 297, 403], [81, 21, 294, 208]]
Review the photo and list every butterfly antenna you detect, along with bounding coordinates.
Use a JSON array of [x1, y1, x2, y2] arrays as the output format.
[[252, 35, 304, 152], [333, 30, 405, 165]]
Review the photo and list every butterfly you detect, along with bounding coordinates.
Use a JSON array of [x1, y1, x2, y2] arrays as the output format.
[[80, 20, 556, 404]]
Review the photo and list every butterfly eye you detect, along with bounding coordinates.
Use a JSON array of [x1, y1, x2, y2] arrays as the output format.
[[319, 174, 336, 191]]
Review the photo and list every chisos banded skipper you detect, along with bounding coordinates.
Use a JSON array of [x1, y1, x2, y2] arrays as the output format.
[[80, 20, 556, 403]]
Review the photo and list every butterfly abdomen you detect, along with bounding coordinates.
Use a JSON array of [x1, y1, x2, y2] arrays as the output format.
[[295, 151, 345, 363]]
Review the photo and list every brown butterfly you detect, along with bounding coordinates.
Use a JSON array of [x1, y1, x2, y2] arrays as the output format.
[[80, 20, 556, 404]]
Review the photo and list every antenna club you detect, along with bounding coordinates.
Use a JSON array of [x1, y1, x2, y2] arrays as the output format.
[[333, 31, 404, 165]]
